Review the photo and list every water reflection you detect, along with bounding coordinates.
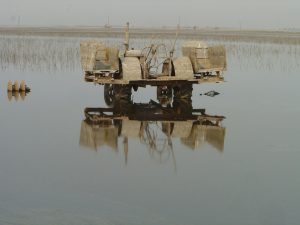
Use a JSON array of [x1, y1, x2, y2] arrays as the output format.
[[7, 91, 28, 101], [80, 95, 225, 166]]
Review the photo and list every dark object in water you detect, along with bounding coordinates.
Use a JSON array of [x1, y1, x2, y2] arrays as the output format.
[[7, 80, 19, 92], [204, 90, 220, 97], [7, 80, 31, 93], [19, 80, 31, 93]]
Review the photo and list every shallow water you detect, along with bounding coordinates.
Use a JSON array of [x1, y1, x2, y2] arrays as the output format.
[[0, 35, 300, 225]]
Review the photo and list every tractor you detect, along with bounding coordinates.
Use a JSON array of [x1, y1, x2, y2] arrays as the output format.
[[80, 23, 226, 105]]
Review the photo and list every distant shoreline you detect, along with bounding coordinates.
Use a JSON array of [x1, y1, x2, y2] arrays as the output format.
[[1, 26, 300, 45]]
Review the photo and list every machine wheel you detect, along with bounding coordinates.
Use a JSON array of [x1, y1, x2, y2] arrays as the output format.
[[173, 83, 193, 99], [157, 86, 173, 106], [157, 86, 172, 98], [114, 84, 132, 101], [173, 98, 193, 114], [104, 84, 115, 107], [104, 84, 132, 106], [173, 57, 194, 79], [122, 57, 142, 81]]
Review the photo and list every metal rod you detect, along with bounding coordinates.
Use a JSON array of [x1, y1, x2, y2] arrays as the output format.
[[124, 22, 130, 52]]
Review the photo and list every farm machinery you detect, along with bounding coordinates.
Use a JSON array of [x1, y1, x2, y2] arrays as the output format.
[[80, 23, 226, 103]]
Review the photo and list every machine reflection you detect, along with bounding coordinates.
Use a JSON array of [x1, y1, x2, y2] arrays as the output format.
[[80, 89, 226, 167]]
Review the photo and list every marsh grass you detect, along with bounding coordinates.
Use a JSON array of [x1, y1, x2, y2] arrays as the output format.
[[0, 36, 81, 72], [1, 35, 300, 73], [222, 41, 300, 72]]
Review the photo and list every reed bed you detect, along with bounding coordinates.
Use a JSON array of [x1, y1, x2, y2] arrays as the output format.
[[0, 36, 81, 72], [1, 35, 300, 73]]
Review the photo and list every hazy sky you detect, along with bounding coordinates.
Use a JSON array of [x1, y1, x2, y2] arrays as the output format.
[[0, 0, 299, 29]]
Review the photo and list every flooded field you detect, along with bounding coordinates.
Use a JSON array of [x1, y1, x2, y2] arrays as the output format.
[[1, 34, 300, 225]]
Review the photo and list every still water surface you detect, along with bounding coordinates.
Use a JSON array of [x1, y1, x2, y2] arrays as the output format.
[[0, 35, 300, 225]]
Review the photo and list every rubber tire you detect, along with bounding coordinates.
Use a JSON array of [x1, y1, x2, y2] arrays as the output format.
[[173, 84, 193, 99]]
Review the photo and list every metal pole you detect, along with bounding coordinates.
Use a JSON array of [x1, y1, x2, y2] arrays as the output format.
[[168, 24, 180, 76], [124, 22, 130, 52]]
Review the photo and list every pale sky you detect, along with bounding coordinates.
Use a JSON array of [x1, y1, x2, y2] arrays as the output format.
[[0, 0, 299, 29]]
